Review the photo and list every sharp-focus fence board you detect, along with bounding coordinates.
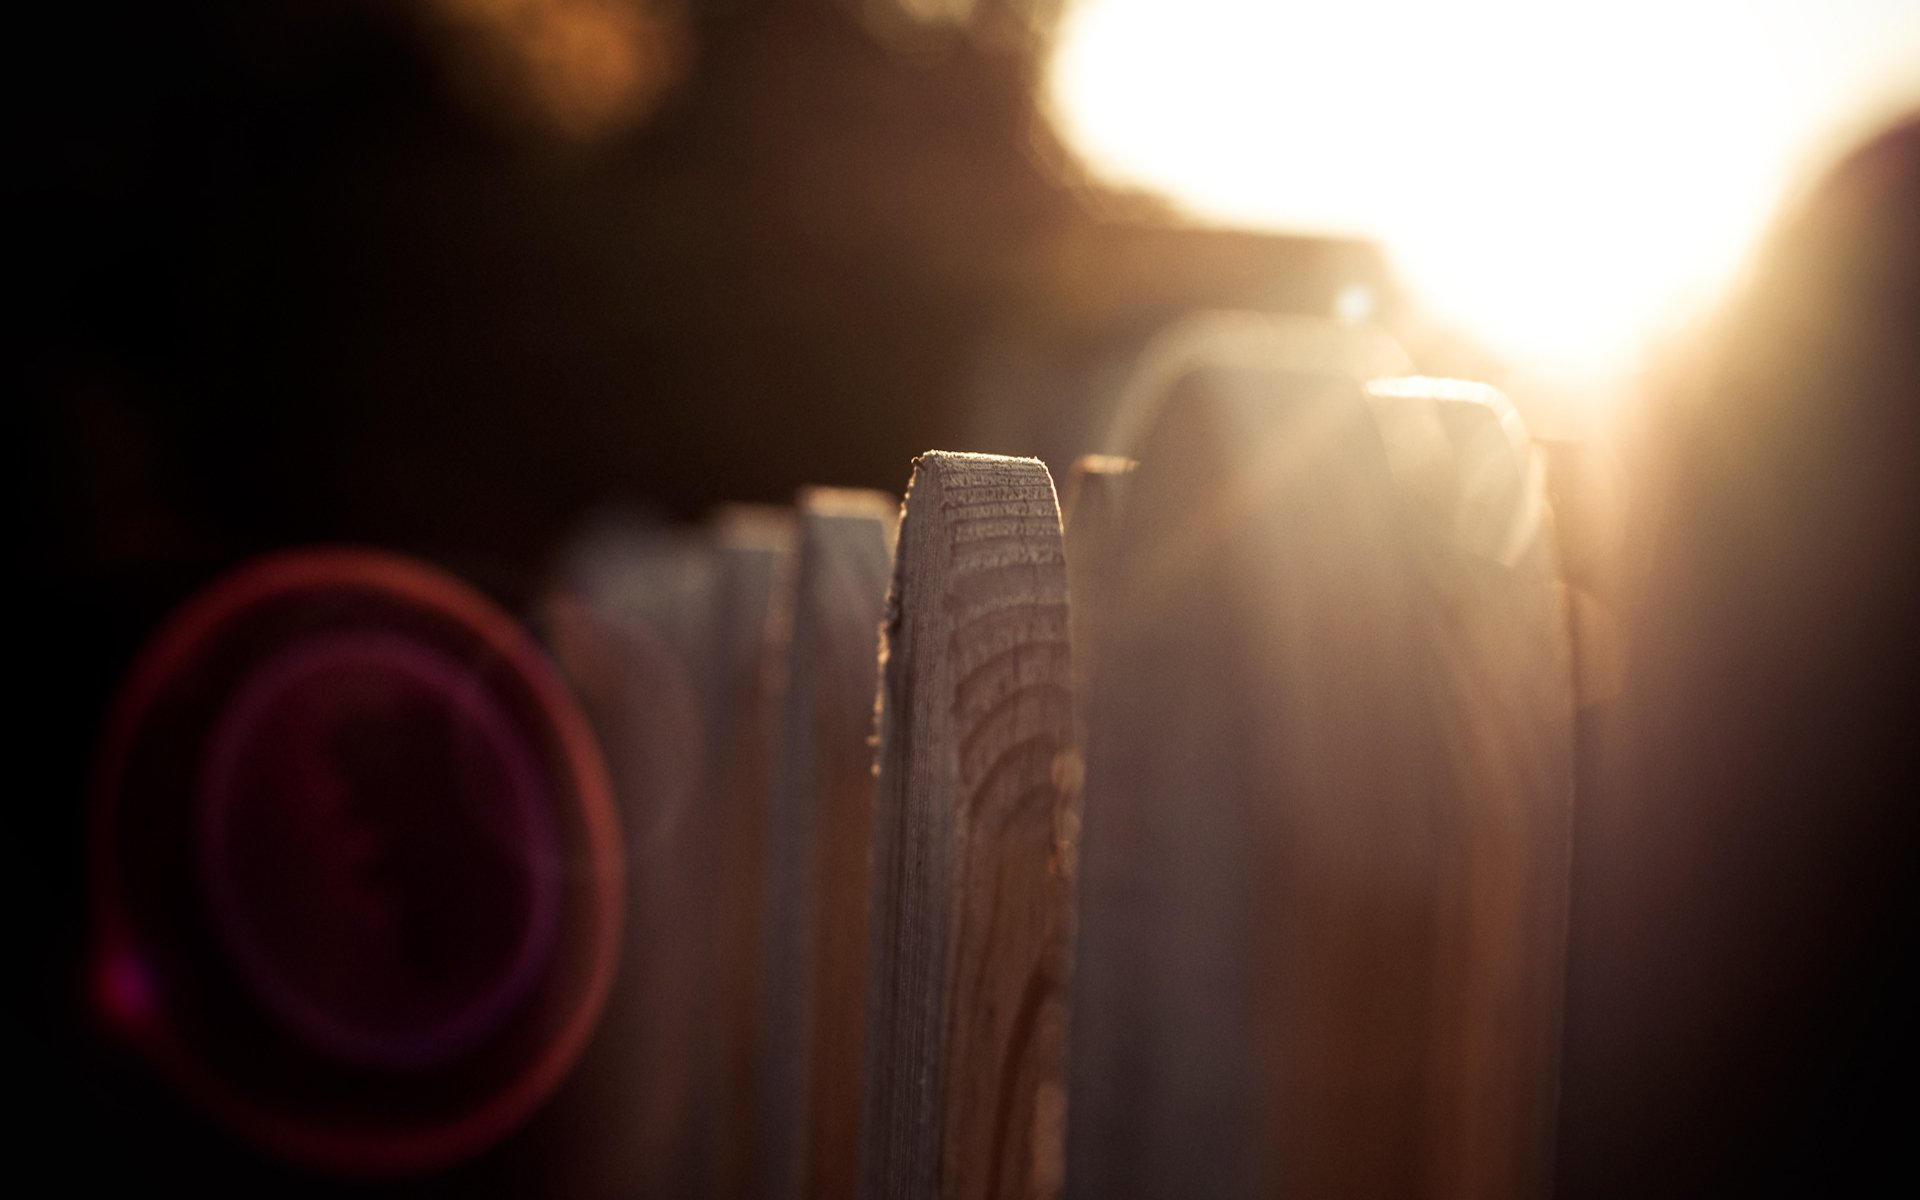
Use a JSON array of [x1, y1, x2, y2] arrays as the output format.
[[760, 488, 897, 1200], [861, 452, 1075, 1200], [1065, 367, 1572, 1200]]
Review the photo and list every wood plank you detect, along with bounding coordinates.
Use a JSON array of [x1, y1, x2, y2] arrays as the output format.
[[1064, 366, 1572, 1199], [759, 488, 898, 1200], [1060, 454, 1135, 709], [1537, 438, 1627, 710], [1374, 377, 1574, 1200], [1101, 311, 1412, 457], [536, 519, 724, 1199], [860, 452, 1076, 1200], [706, 505, 800, 1200], [1057, 455, 1134, 888]]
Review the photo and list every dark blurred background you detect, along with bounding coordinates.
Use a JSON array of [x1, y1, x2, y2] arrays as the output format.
[[20, 0, 1414, 593]]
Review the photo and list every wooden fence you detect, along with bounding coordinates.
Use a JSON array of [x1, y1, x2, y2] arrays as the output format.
[[94, 319, 1605, 1197], [541, 350, 1589, 1197]]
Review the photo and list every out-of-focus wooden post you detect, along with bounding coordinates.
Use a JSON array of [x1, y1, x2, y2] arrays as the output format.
[[706, 505, 799, 1200], [1374, 376, 1575, 1199], [760, 488, 896, 1200], [1064, 363, 1571, 1199], [1060, 454, 1134, 713], [537, 522, 723, 1199]]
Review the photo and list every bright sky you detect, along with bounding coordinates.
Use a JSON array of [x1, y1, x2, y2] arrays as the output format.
[[1045, 1, 1920, 371]]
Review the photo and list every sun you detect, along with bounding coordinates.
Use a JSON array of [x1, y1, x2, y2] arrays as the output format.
[[1045, 0, 1920, 374]]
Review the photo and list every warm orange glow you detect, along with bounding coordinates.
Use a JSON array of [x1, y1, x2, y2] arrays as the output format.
[[1046, 0, 1920, 371], [425, 0, 690, 139]]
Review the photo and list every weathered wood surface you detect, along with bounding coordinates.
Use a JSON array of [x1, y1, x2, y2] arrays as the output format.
[[1064, 366, 1572, 1199], [759, 488, 898, 1200], [860, 452, 1076, 1200]]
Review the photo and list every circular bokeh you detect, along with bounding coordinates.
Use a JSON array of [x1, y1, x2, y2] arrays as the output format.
[[91, 548, 623, 1174]]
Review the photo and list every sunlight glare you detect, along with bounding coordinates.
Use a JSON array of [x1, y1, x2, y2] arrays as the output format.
[[1046, 0, 1920, 370]]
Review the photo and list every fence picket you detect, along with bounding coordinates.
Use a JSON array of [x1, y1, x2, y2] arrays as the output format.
[[860, 453, 1076, 1200]]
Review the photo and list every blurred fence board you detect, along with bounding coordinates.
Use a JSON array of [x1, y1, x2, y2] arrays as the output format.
[[537, 521, 725, 1199], [1064, 367, 1572, 1199], [760, 488, 897, 1200], [1537, 438, 1626, 710], [1057, 454, 1133, 893], [1375, 377, 1574, 1198], [707, 506, 800, 1200], [860, 452, 1076, 1200], [1060, 454, 1135, 712]]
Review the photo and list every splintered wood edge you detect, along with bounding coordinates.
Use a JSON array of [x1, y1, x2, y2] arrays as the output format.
[[862, 452, 1076, 1200]]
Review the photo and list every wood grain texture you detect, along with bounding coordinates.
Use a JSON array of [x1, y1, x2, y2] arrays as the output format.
[[1064, 366, 1571, 1200], [861, 452, 1075, 1200], [759, 488, 898, 1200]]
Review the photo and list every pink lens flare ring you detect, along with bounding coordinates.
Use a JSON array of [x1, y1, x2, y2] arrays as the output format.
[[91, 547, 624, 1174]]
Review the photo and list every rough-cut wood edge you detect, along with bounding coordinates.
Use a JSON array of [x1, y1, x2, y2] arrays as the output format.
[[861, 452, 1076, 1200], [759, 488, 897, 1200]]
